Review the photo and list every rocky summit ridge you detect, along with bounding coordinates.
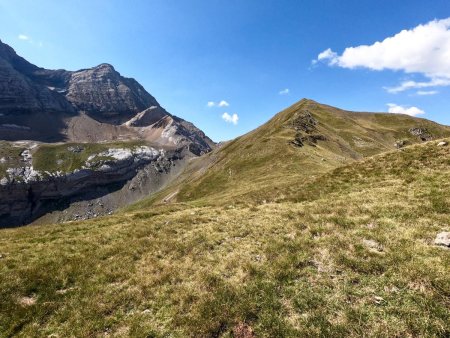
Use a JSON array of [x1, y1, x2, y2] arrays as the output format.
[[0, 39, 214, 154]]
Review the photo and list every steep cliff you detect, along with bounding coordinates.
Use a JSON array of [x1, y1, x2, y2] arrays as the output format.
[[0, 142, 185, 227]]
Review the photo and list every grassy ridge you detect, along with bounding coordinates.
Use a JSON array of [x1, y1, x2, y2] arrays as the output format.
[[0, 141, 25, 177], [132, 99, 450, 208], [0, 139, 449, 337]]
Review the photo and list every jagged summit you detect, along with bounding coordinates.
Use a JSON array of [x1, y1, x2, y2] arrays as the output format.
[[95, 63, 115, 70], [0, 39, 214, 154]]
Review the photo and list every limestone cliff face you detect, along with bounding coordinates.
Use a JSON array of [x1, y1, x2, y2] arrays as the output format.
[[0, 39, 214, 153], [0, 146, 183, 227], [0, 42, 74, 115], [64, 64, 160, 123]]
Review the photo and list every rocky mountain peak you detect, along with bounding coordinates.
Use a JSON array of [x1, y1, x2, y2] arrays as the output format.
[[95, 63, 115, 71], [65, 62, 160, 122], [0, 39, 214, 152]]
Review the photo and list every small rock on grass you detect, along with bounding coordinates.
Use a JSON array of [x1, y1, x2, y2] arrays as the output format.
[[373, 296, 385, 305], [437, 141, 448, 147], [434, 232, 450, 248], [18, 296, 36, 306], [363, 239, 383, 252]]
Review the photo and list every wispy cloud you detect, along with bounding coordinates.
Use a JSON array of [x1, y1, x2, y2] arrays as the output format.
[[17, 34, 43, 48], [279, 88, 289, 95], [207, 100, 229, 108], [222, 112, 239, 125], [387, 103, 425, 116], [384, 78, 450, 94], [314, 18, 450, 93], [416, 90, 439, 96]]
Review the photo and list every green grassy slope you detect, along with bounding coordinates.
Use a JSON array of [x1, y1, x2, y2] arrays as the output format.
[[0, 103, 449, 336], [132, 99, 450, 208], [0, 141, 26, 177], [32, 140, 146, 173]]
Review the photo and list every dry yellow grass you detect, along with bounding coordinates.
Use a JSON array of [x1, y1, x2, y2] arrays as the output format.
[[1, 137, 449, 337]]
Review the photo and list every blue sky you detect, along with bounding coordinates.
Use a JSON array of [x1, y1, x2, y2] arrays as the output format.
[[1, 0, 449, 141]]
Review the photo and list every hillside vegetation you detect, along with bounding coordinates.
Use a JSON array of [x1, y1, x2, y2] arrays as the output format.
[[32, 140, 147, 173], [133, 99, 450, 207], [0, 100, 449, 337]]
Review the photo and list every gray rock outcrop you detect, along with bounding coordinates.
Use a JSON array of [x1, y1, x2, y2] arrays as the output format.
[[289, 110, 327, 147]]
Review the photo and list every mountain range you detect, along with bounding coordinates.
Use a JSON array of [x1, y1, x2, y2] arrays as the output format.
[[0, 39, 449, 337], [0, 39, 213, 155]]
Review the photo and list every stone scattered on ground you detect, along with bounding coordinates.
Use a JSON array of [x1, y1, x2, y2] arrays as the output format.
[[362, 239, 384, 252], [434, 232, 450, 247], [56, 287, 76, 295], [67, 145, 84, 153], [394, 140, 407, 149], [18, 296, 36, 306]]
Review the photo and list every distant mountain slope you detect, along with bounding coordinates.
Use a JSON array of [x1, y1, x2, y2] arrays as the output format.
[[0, 39, 214, 154], [140, 99, 450, 206]]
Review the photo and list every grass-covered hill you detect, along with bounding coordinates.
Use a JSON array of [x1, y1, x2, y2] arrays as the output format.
[[133, 99, 450, 207], [0, 100, 449, 337]]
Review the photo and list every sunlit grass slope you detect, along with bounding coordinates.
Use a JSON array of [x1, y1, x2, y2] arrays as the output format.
[[132, 99, 450, 208], [1, 133, 449, 337]]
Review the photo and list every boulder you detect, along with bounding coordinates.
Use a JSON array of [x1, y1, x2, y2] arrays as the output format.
[[434, 232, 450, 247]]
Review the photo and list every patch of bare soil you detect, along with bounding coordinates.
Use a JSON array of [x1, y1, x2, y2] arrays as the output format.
[[232, 323, 255, 338]]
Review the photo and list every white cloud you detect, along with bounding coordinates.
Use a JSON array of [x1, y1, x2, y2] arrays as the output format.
[[416, 90, 439, 96], [207, 100, 229, 108], [279, 88, 290, 95], [316, 48, 338, 65], [384, 78, 450, 93], [222, 112, 239, 125], [315, 18, 450, 92], [17, 34, 43, 47], [387, 103, 425, 116]]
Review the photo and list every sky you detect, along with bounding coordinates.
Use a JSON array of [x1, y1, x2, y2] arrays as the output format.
[[1, 0, 450, 142]]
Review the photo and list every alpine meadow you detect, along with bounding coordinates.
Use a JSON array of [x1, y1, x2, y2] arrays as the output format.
[[1, 1, 450, 337]]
